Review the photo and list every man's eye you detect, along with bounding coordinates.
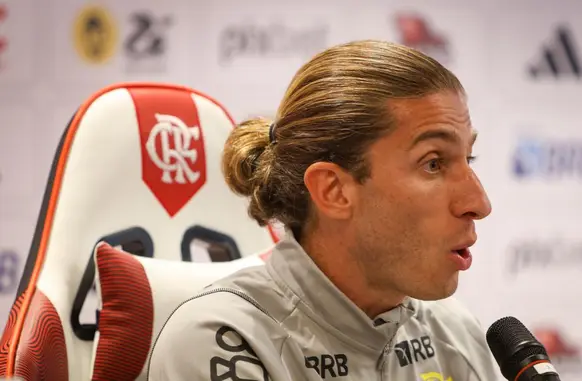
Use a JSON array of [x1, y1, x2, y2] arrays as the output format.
[[423, 158, 442, 174]]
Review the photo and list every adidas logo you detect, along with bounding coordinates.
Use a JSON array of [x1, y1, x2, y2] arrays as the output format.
[[529, 26, 581, 79]]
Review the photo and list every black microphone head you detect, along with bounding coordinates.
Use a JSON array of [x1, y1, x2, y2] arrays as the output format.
[[486, 316, 551, 380]]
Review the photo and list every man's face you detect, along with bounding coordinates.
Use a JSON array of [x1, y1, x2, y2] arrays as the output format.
[[351, 90, 491, 301]]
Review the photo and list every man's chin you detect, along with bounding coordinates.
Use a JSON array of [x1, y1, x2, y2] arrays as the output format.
[[410, 281, 459, 301]]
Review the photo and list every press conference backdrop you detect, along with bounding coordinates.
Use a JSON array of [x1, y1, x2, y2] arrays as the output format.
[[0, 0, 581, 377]]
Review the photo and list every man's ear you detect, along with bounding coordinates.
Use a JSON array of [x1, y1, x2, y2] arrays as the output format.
[[303, 162, 358, 221]]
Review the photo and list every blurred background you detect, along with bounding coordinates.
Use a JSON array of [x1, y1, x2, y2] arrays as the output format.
[[1, 0, 581, 376]]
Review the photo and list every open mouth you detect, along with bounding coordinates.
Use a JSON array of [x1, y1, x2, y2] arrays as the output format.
[[450, 247, 473, 270], [452, 248, 470, 258]]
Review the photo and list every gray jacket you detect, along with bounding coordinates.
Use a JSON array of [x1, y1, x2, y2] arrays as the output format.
[[148, 235, 500, 381]]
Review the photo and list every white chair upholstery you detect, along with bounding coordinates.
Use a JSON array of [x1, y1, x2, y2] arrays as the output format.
[[0, 83, 277, 381]]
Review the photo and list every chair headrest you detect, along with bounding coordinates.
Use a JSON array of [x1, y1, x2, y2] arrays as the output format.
[[2, 83, 276, 380]]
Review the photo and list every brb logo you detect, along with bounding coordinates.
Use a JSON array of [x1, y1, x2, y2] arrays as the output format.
[[131, 88, 207, 217], [0, 250, 19, 293], [305, 354, 348, 378]]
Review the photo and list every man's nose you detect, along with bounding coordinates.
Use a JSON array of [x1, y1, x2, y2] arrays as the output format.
[[451, 169, 492, 220]]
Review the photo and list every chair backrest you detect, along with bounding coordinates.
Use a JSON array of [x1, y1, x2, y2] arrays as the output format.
[[90, 242, 272, 381], [0, 83, 277, 381]]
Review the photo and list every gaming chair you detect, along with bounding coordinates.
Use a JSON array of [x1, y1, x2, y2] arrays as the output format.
[[0, 83, 278, 380]]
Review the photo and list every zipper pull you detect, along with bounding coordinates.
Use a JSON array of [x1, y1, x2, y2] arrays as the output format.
[[376, 345, 391, 371]]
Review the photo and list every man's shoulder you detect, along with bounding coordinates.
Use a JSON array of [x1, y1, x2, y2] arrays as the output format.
[[158, 264, 288, 336], [176, 286, 272, 319], [148, 284, 288, 381], [150, 287, 286, 361]]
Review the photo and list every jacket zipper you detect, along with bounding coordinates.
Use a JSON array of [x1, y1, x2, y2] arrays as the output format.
[[378, 322, 400, 381], [379, 344, 390, 381]]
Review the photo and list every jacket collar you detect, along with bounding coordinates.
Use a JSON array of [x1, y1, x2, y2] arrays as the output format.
[[266, 231, 417, 352]]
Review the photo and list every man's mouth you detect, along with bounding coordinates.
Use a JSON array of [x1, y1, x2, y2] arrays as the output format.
[[452, 248, 471, 258], [449, 246, 474, 271]]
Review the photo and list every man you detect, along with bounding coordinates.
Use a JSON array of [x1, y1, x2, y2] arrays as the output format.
[[148, 40, 497, 380]]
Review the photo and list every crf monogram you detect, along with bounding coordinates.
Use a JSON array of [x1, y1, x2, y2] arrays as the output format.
[[146, 113, 201, 184]]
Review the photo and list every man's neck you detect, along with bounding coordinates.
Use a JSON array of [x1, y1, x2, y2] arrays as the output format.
[[299, 228, 406, 318]]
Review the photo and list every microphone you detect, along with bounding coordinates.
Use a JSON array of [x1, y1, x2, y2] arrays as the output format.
[[486, 316, 561, 381]]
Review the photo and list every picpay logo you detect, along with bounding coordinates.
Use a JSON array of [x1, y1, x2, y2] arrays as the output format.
[[218, 23, 328, 64], [124, 11, 172, 72]]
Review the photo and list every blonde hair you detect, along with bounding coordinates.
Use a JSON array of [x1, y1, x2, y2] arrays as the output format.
[[222, 40, 464, 239]]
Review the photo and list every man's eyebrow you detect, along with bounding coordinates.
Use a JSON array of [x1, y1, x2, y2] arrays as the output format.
[[409, 128, 478, 150]]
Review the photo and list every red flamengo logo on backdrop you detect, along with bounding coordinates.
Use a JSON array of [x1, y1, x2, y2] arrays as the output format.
[[0, 5, 8, 66]]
